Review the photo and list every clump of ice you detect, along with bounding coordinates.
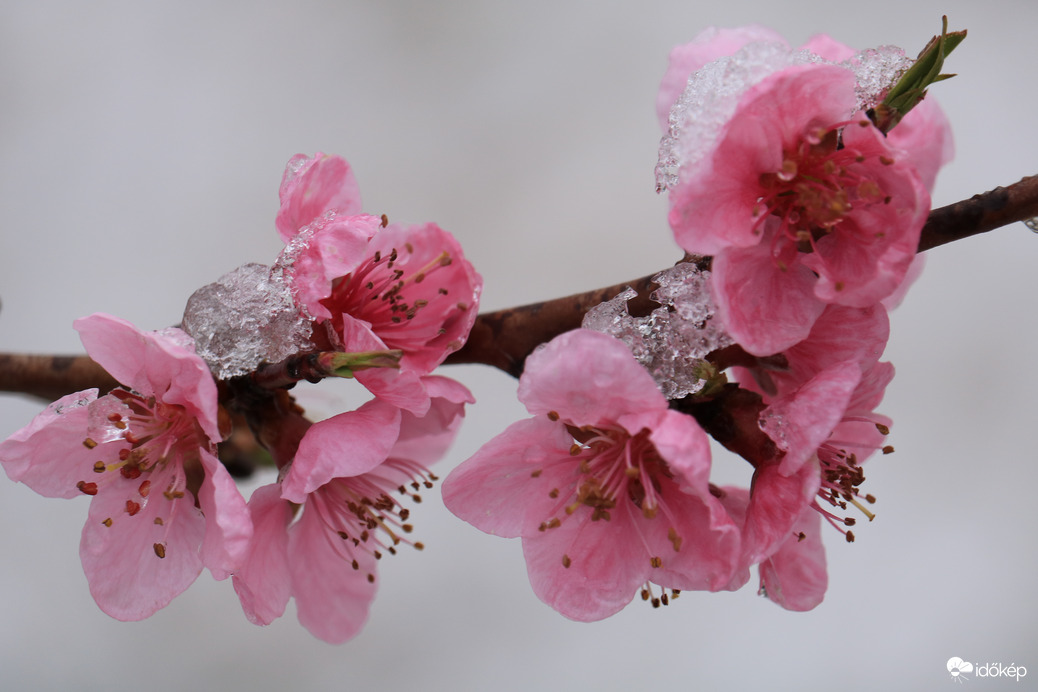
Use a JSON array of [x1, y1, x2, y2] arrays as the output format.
[[182, 263, 313, 379], [656, 41, 911, 192], [846, 45, 913, 112], [582, 262, 733, 399]]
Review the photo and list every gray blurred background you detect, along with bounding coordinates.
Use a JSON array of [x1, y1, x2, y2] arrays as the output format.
[[1, 1, 1036, 690]]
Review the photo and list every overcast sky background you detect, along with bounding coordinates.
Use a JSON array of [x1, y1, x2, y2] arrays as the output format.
[[1, 1, 1036, 690]]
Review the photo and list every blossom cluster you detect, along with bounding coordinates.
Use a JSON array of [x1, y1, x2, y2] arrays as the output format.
[[443, 26, 952, 619], [0, 154, 482, 643], [0, 22, 957, 641]]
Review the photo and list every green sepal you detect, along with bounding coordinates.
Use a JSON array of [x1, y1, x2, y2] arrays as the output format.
[[871, 16, 966, 132]]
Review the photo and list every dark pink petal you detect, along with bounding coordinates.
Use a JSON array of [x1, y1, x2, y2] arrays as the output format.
[[288, 492, 378, 644], [280, 398, 401, 503], [0, 390, 101, 497], [518, 330, 666, 425], [742, 461, 820, 564], [196, 448, 253, 580], [276, 153, 363, 242], [521, 507, 649, 622], [712, 239, 825, 356], [232, 483, 293, 626], [758, 504, 827, 611], [657, 25, 788, 131], [79, 464, 205, 620], [74, 315, 221, 441], [760, 361, 862, 476], [442, 417, 576, 538]]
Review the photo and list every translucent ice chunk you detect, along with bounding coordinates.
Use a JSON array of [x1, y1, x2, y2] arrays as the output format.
[[1024, 217, 1038, 233], [182, 263, 313, 379], [582, 263, 733, 399]]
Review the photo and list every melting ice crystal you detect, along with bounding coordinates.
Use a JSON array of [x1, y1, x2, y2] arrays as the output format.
[[182, 263, 313, 379], [582, 262, 732, 399]]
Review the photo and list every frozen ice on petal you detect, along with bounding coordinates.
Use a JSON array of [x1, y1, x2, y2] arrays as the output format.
[[182, 263, 313, 379], [656, 41, 808, 192], [656, 39, 911, 192], [582, 263, 732, 399]]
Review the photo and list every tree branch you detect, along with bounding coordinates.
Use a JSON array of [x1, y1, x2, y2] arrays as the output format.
[[2, 174, 1036, 398]]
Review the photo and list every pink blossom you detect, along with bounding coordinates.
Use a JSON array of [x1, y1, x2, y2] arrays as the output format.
[[0, 313, 251, 620], [442, 330, 741, 621], [276, 153, 483, 414], [233, 376, 472, 643], [669, 63, 929, 354]]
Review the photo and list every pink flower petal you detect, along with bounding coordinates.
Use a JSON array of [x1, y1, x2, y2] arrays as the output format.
[[79, 463, 205, 620], [0, 390, 100, 497], [442, 416, 575, 538], [758, 504, 828, 611], [276, 153, 363, 242], [742, 461, 820, 564], [74, 314, 220, 441], [711, 238, 826, 356], [281, 398, 402, 503], [197, 448, 253, 580], [519, 330, 666, 425], [288, 493, 378, 644], [232, 483, 293, 626], [521, 504, 650, 622], [760, 361, 862, 476]]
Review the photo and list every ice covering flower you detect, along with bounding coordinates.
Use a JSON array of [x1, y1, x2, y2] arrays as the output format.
[[656, 29, 950, 355], [232, 376, 472, 644], [275, 153, 483, 414], [0, 313, 251, 620], [442, 329, 741, 621]]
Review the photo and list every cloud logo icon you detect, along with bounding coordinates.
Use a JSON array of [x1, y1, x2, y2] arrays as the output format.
[[948, 657, 974, 681]]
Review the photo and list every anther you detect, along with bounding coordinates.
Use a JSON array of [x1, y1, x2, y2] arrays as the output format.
[[562, 554, 572, 568], [93, 461, 106, 473], [83, 438, 98, 449], [76, 481, 98, 495], [153, 543, 166, 558]]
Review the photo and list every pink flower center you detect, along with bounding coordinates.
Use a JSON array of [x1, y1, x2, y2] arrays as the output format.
[[753, 123, 893, 274], [322, 244, 463, 350], [811, 419, 892, 542], [532, 418, 686, 598], [306, 459, 436, 585], [79, 388, 207, 558]]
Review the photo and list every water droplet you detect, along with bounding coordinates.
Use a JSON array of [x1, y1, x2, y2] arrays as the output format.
[[1024, 217, 1038, 233]]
